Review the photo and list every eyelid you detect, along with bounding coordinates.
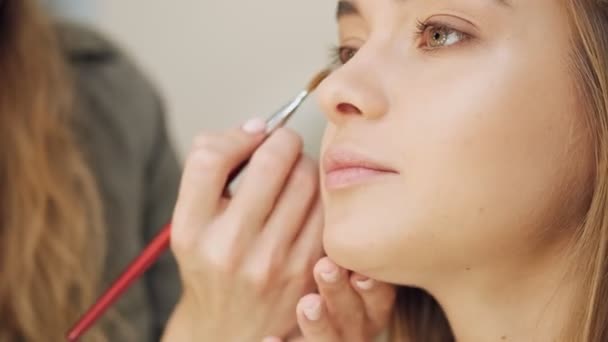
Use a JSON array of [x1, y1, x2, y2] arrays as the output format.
[[329, 44, 359, 66], [333, 15, 478, 63], [420, 14, 479, 37], [415, 15, 478, 53]]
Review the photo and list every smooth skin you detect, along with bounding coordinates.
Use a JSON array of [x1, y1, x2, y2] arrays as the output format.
[[319, 0, 593, 341]]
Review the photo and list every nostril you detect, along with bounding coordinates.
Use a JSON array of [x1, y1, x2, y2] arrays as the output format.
[[336, 103, 361, 115]]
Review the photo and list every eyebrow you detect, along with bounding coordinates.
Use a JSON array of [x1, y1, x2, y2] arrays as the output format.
[[336, 0, 512, 20], [336, 1, 358, 20]]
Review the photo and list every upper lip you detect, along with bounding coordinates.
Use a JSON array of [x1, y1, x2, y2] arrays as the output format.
[[323, 147, 399, 174]]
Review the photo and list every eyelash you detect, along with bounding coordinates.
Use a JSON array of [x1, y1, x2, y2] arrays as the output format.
[[330, 19, 472, 65], [329, 45, 357, 66], [415, 19, 438, 38], [414, 19, 472, 50]]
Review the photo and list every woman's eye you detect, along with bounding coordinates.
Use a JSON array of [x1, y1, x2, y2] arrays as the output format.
[[418, 23, 469, 50], [333, 46, 358, 65]]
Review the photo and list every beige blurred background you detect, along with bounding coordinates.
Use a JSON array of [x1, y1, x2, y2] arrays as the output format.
[[47, 1, 337, 159]]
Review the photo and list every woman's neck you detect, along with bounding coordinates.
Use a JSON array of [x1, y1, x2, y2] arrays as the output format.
[[428, 241, 580, 342]]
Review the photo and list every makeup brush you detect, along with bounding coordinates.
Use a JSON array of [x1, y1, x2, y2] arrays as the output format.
[[66, 68, 331, 342]]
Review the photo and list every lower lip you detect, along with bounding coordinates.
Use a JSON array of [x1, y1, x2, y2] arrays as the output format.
[[324, 167, 396, 190]]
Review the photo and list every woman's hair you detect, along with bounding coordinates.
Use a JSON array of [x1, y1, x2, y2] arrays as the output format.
[[0, 0, 106, 341], [392, 1, 608, 341]]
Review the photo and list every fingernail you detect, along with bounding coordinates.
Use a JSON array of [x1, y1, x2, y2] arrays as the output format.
[[355, 278, 375, 290], [242, 117, 267, 134], [302, 300, 321, 321], [262, 337, 281, 342], [319, 268, 340, 284], [319, 263, 339, 283]]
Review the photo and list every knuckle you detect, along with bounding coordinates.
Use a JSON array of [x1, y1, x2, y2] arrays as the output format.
[[170, 233, 195, 258], [199, 241, 235, 274], [252, 146, 286, 171], [186, 146, 226, 174], [241, 262, 273, 293], [274, 127, 304, 150], [199, 229, 242, 273]]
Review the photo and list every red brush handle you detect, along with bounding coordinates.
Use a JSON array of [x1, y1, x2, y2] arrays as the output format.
[[67, 223, 172, 341], [67, 161, 247, 341], [67, 123, 266, 341], [67, 160, 248, 341]]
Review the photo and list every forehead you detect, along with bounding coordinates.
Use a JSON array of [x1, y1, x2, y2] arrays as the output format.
[[336, 0, 512, 19]]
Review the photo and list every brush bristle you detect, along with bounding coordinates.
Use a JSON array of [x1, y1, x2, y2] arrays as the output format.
[[306, 68, 332, 92]]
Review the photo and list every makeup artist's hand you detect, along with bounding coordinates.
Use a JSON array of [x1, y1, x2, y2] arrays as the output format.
[[162, 119, 324, 342], [265, 257, 396, 342]]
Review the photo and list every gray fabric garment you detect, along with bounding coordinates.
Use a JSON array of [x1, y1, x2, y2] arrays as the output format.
[[43, 0, 98, 23], [57, 22, 182, 342]]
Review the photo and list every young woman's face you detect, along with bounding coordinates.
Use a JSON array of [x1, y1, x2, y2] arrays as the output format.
[[317, 0, 594, 286]]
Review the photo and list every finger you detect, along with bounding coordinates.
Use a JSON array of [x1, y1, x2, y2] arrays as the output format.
[[239, 157, 318, 292], [351, 274, 396, 332], [255, 200, 322, 335], [274, 199, 322, 313], [314, 258, 366, 339], [222, 128, 303, 254], [261, 337, 305, 342], [262, 337, 283, 342], [297, 294, 341, 342], [258, 156, 319, 260], [216, 129, 302, 268], [171, 119, 266, 254], [288, 338, 306, 342], [284, 198, 324, 283]]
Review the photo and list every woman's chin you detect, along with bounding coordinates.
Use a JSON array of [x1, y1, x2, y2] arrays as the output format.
[[322, 217, 396, 277], [321, 208, 443, 284]]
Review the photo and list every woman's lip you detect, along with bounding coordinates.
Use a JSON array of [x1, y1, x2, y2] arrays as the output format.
[[323, 148, 399, 189], [325, 167, 396, 189]]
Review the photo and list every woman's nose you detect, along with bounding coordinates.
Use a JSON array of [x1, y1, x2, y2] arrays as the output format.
[[316, 62, 388, 126]]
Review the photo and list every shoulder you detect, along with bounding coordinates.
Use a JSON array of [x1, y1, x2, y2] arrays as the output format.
[[56, 21, 166, 163], [55, 21, 117, 61]]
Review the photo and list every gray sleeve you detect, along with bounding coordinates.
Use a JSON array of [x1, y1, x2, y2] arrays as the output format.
[[56, 20, 184, 340], [141, 94, 182, 340]]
